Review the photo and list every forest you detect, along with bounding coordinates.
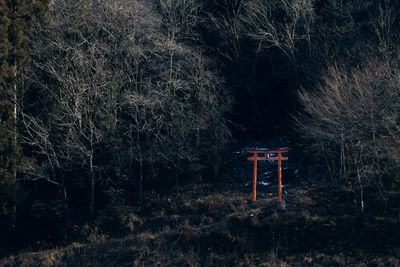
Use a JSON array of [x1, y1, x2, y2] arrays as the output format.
[[1, 0, 400, 266]]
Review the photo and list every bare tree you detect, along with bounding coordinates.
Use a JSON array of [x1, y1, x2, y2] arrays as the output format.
[[374, 0, 399, 66], [295, 58, 400, 214], [21, 0, 232, 210], [22, 0, 140, 215], [242, 0, 314, 60], [156, 0, 203, 42]]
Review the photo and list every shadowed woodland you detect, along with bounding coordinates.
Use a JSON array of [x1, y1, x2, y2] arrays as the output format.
[[1, 0, 400, 266]]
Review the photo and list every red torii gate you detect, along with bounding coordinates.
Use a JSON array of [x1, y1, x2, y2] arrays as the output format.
[[247, 148, 290, 202]]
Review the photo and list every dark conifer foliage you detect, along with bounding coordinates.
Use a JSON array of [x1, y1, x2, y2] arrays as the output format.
[[0, 0, 49, 232]]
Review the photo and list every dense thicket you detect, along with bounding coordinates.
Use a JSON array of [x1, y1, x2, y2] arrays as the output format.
[[19, 0, 231, 235], [293, 1, 400, 214], [296, 60, 400, 214], [1, 0, 400, 254], [0, 0, 232, 250]]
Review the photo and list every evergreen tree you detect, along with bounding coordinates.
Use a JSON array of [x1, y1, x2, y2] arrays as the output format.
[[0, 0, 49, 227]]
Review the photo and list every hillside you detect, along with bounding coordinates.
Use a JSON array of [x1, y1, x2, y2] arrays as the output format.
[[2, 144, 400, 266], [1, 0, 400, 265], [2, 182, 400, 266]]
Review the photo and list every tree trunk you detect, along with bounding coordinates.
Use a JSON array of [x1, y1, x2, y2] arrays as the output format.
[[89, 152, 94, 217], [89, 116, 95, 217], [138, 149, 143, 202], [357, 170, 364, 214], [11, 64, 17, 227], [136, 128, 143, 202], [175, 146, 180, 186]]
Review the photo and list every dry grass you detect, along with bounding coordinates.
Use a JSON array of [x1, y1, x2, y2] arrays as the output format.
[[1, 183, 400, 266]]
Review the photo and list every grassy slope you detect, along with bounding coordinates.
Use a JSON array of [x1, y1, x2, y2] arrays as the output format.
[[1, 180, 400, 267]]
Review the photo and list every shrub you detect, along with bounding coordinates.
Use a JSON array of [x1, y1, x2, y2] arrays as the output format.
[[295, 58, 400, 214]]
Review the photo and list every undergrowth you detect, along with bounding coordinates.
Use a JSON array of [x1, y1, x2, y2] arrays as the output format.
[[1, 181, 400, 266]]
